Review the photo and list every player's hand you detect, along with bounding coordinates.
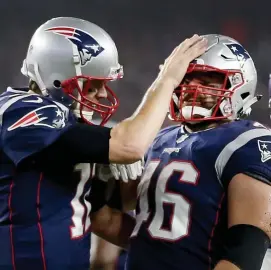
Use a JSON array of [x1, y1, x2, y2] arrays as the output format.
[[109, 159, 144, 183], [97, 159, 144, 183], [158, 34, 208, 88]]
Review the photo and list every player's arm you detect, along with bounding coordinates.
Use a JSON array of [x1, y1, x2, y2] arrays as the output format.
[[90, 234, 121, 270], [94, 162, 140, 212], [214, 261, 240, 270], [108, 35, 207, 163], [3, 36, 207, 167], [119, 180, 138, 211], [214, 128, 271, 270], [42, 35, 207, 165], [88, 177, 135, 249], [214, 173, 271, 270], [90, 205, 135, 249]]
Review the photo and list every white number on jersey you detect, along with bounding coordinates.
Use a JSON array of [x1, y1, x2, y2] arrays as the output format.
[[70, 163, 94, 239], [132, 160, 199, 241]]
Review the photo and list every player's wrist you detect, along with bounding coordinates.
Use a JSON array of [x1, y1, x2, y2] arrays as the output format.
[[153, 76, 178, 92]]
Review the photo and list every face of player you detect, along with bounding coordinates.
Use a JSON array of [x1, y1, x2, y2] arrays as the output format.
[[76, 79, 109, 116], [71, 78, 112, 125], [84, 79, 108, 105], [181, 71, 225, 111]]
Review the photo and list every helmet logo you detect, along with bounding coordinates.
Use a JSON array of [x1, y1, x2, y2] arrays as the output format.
[[45, 27, 105, 66], [223, 103, 233, 115], [231, 73, 242, 85], [225, 43, 250, 67]]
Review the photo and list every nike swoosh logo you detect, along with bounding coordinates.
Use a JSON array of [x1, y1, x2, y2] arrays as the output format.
[[22, 97, 43, 103]]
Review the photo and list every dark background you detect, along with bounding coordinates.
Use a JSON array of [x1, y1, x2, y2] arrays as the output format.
[[1, 0, 271, 125]]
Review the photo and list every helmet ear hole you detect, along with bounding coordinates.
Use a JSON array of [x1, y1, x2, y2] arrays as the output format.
[[241, 92, 250, 100], [53, 80, 61, 88]]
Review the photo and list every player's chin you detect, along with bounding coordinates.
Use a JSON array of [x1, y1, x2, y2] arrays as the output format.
[[179, 105, 213, 121], [191, 114, 205, 119]]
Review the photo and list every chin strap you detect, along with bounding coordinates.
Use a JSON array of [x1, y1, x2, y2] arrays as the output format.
[[21, 59, 48, 96], [73, 109, 94, 122]]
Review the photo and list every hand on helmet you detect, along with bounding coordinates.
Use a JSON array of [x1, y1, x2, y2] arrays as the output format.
[[158, 34, 207, 88], [97, 159, 144, 183]]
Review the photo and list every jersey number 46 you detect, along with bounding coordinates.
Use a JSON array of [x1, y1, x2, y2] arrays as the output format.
[[132, 160, 199, 241]]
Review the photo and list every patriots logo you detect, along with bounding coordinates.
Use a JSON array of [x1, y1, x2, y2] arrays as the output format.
[[226, 43, 250, 65], [45, 27, 105, 66], [257, 140, 271, 163], [8, 105, 66, 131]]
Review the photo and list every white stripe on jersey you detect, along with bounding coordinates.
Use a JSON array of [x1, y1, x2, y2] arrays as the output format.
[[215, 128, 271, 185], [6, 87, 28, 94], [0, 94, 21, 103]]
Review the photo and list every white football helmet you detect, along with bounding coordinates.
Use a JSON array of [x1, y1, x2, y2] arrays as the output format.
[[169, 34, 259, 123], [21, 17, 123, 125]]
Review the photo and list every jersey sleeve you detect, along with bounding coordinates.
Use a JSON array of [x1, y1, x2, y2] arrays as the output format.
[[1, 96, 74, 166], [215, 127, 271, 188]]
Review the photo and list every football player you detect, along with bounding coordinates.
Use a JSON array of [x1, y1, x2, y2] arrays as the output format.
[[97, 35, 271, 270], [260, 76, 271, 270], [0, 16, 207, 269], [90, 234, 120, 270]]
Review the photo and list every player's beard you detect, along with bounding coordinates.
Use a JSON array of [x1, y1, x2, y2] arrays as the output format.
[[184, 118, 229, 133], [180, 95, 230, 131], [180, 94, 217, 121]]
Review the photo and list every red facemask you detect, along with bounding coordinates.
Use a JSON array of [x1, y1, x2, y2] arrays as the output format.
[[61, 75, 121, 125], [169, 64, 244, 122]]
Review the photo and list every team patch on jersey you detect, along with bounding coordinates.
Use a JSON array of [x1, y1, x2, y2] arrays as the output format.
[[258, 140, 271, 162], [8, 105, 66, 131]]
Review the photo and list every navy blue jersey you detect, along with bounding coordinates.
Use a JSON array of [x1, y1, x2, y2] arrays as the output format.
[[127, 120, 271, 270], [0, 88, 99, 269], [115, 250, 127, 270]]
